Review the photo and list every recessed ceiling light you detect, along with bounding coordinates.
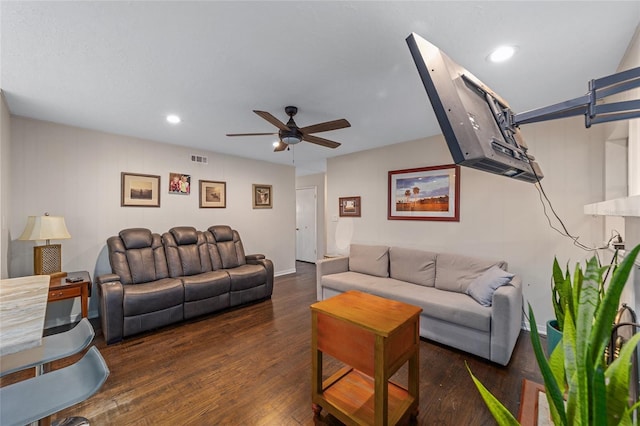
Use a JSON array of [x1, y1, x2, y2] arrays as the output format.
[[488, 45, 517, 63], [166, 114, 181, 124]]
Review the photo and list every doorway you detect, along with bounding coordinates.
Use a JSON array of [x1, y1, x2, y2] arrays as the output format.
[[296, 187, 317, 262]]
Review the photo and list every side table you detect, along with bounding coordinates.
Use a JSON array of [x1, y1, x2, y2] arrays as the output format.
[[48, 271, 91, 318], [311, 290, 422, 425]]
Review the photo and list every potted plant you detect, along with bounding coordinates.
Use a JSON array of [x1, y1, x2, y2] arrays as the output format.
[[547, 258, 579, 355], [548, 251, 618, 355], [468, 243, 640, 425]]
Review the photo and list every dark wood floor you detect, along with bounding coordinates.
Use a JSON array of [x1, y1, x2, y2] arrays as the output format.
[[2, 261, 543, 425]]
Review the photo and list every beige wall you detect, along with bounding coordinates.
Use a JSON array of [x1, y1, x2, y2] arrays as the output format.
[[8, 116, 296, 327], [0, 92, 11, 279], [326, 116, 606, 332]]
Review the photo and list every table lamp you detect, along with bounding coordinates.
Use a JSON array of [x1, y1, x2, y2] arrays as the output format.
[[18, 213, 71, 278]]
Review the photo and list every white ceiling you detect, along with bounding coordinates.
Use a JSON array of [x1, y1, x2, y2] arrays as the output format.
[[2, 1, 639, 175]]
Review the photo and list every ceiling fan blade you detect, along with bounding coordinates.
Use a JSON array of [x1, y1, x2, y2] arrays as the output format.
[[273, 141, 288, 152], [303, 134, 341, 149], [226, 132, 278, 137], [253, 110, 290, 131], [300, 118, 351, 134]]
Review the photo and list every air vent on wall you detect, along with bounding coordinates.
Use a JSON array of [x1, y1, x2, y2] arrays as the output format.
[[191, 154, 208, 164]]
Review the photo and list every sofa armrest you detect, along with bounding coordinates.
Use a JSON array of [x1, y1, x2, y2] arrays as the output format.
[[97, 280, 125, 345], [246, 254, 266, 263], [259, 258, 274, 297], [315, 256, 349, 300], [490, 275, 523, 365], [96, 273, 120, 285]]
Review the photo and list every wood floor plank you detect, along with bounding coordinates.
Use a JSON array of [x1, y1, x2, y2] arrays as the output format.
[[1, 261, 542, 425]]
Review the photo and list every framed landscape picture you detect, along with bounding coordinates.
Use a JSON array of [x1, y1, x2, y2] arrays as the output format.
[[199, 180, 226, 208], [339, 196, 361, 217], [121, 172, 161, 207], [252, 184, 272, 209], [388, 164, 460, 221]]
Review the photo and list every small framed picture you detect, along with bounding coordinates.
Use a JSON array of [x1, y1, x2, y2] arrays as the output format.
[[252, 184, 272, 209], [199, 180, 226, 208], [169, 172, 191, 195], [339, 196, 361, 217], [121, 172, 161, 207], [388, 164, 460, 221]]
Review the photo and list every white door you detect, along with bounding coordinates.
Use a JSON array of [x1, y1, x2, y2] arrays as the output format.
[[296, 187, 317, 262]]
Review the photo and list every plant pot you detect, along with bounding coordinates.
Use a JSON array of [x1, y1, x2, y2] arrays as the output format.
[[546, 319, 562, 357]]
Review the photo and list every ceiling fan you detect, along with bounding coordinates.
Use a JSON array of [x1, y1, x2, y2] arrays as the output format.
[[226, 106, 350, 152]]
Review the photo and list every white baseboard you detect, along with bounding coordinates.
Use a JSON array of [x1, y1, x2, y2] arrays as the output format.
[[521, 320, 547, 336], [275, 268, 296, 277]]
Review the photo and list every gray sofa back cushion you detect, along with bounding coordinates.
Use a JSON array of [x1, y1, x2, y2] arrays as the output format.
[[435, 252, 507, 293], [163, 227, 212, 277], [108, 228, 169, 285], [389, 247, 437, 287], [348, 244, 389, 278], [207, 225, 247, 269]]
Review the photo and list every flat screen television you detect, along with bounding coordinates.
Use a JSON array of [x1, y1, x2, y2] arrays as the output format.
[[406, 33, 543, 183]]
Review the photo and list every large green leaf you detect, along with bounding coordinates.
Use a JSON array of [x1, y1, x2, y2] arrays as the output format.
[[576, 257, 603, 423], [592, 365, 607, 426], [563, 308, 581, 424], [466, 362, 520, 426], [529, 305, 567, 425], [552, 258, 566, 329], [605, 332, 640, 426], [549, 337, 565, 390], [571, 263, 584, 330]]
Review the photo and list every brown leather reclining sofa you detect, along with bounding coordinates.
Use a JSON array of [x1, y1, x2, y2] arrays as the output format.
[[97, 225, 274, 344]]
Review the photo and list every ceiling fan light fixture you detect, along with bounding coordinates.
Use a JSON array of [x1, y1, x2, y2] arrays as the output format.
[[281, 135, 302, 145]]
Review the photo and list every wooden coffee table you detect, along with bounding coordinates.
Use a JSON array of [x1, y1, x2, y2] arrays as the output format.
[[47, 271, 91, 318], [310, 290, 422, 425]]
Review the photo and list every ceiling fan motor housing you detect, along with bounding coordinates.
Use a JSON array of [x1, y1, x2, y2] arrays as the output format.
[[281, 106, 302, 144]]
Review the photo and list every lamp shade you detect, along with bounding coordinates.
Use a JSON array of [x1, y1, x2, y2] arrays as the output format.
[[18, 215, 71, 241]]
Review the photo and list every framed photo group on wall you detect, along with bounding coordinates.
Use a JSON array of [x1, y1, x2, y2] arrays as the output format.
[[121, 171, 274, 211]]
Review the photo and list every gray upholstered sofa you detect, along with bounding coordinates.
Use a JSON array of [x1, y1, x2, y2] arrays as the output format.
[[97, 225, 273, 344], [316, 244, 522, 365]]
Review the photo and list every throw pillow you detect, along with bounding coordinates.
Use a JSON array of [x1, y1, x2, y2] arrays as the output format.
[[466, 265, 515, 307]]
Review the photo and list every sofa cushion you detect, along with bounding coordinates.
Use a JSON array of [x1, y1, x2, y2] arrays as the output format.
[[181, 271, 231, 301], [389, 247, 437, 287], [119, 228, 154, 250], [122, 278, 184, 316], [466, 266, 514, 307], [322, 271, 397, 294], [226, 264, 267, 291], [320, 273, 490, 332], [435, 253, 507, 293], [348, 244, 389, 278], [170, 226, 198, 245]]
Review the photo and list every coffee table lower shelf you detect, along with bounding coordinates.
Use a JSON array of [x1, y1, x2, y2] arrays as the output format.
[[314, 367, 416, 425]]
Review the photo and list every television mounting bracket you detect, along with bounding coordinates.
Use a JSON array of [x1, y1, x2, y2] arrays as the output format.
[[506, 66, 640, 129]]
